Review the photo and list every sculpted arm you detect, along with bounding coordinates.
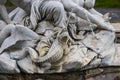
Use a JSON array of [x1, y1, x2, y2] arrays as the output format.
[[0, 0, 11, 24], [61, 0, 114, 31], [84, 0, 103, 16], [88, 8, 103, 17]]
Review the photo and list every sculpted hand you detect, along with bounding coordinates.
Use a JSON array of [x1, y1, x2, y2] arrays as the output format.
[[103, 13, 111, 22], [97, 21, 115, 32]]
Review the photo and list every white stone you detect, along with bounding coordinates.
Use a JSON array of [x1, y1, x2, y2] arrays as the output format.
[[10, 48, 27, 60], [0, 52, 20, 73], [17, 55, 41, 73], [88, 51, 101, 67], [63, 43, 87, 70], [63, 43, 97, 70], [76, 18, 97, 31], [100, 43, 115, 65], [0, 24, 40, 53], [0, 0, 117, 73], [82, 30, 115, 54], [112, 44, 120, 65]]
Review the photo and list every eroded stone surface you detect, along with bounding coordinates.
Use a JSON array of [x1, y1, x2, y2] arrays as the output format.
[[0, 52, 20, 73], [0, 0, 118, 74]]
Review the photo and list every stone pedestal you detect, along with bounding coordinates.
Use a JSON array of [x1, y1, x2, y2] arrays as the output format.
[[113, 23, 120, 43], [0, 66, 120, 80]]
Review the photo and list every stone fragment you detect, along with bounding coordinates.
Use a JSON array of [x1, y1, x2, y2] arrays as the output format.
[[10, 48, 27, 60], [63, 43, 97, 70], [0, 52, 20, 73], [0, 24, 40, 53], [85, 50, 100, 66], [112, 44, 120, 65], [63, 43, 87, 70], [82, 30, 115, 53], [100, 44, 115, 65], [17, 55, 41, 73], [112, 23, 120, 33]]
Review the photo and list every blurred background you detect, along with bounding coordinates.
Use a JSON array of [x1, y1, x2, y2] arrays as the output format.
[[95, 0, 120, 8], [95, 0, 120, 22]]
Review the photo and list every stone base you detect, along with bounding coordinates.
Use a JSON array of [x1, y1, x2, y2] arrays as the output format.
[[113, 23, 120, 43], [0, 66, 120, 80]]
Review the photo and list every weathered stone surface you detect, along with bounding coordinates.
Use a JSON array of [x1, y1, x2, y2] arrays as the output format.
[[63, 43, 88, 70], [82, 30, 115, 53], [100, 43, 115, 65], [112, 23, 120, 41], [63, 43, 98, 70], [0, 67, 120, 80], [10, 48, 27, 60], [76, 18, 97, 31], [0, 24, 40, 53], [17, 56, 41, 73], [112, 44, 120, 65], [112, 23, 120, 33], [0, 0, 118, 74], [0, 52, 20, 73]]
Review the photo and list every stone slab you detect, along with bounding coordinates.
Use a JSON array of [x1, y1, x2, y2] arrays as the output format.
[[112, 23, 120, 40], [112, 23, 120, 32], [0, 66, 120, 80]]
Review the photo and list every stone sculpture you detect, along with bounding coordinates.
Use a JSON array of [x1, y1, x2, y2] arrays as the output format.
[[0, 0, 117, 73]]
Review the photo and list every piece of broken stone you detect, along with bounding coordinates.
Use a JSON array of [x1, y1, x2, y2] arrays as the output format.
[[84, 50, 99, 66], [112, 44, 120, 65], [0, 24, 40, 53], [82, 30, 115, 53], [0, 52, 20, 73], [89, 58, 101, 67], [81, 49, 97, 67], [63, 43, 97, 70], [63, 43, 87, 70], [9, 40, 36, 60], [9, 48, 27, 60], [100, 43, 115, 66], [112, 23, 120, 33], [17, 55, 41, 73]]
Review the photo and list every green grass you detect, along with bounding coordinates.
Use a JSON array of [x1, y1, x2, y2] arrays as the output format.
[[5, 0, 120, 8], [95, 0, 120, 8]]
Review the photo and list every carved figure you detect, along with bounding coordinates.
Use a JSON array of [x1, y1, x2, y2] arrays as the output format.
[[0, 0, 114, 31], [0, 0, 117, 73]]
